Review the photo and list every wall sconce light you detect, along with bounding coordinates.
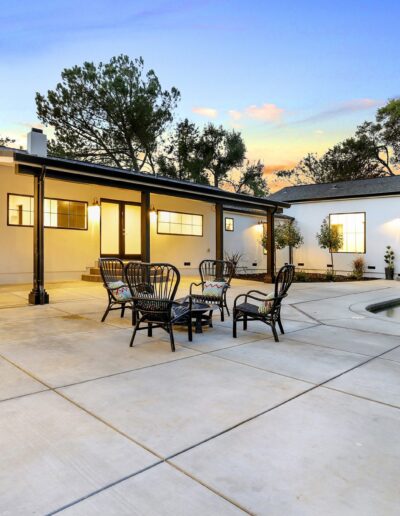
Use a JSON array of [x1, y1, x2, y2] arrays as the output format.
[[150, 205, 157, 222], [88, 198, 100, 223]]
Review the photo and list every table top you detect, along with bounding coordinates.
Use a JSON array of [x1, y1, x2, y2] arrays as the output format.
[[174, 297, 216, 312]]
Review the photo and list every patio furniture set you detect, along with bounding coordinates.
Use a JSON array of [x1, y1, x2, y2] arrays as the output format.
[[99, 258, 295, 351]]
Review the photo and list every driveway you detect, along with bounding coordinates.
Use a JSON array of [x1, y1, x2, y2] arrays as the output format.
[[0, 278, 399, 515]]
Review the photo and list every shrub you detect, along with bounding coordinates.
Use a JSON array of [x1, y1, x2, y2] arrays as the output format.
[[352, 256, 365, 279]]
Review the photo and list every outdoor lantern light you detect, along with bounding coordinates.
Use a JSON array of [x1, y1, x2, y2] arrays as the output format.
[[150, 205, 157, 223], [89, 198, 100, 223]]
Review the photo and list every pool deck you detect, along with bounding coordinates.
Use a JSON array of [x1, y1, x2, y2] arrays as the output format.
[[1, 277, 400, 515]]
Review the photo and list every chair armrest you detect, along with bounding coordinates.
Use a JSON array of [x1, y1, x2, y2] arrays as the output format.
[[234, 290, 272, 309], [189, 282, 204, 295]]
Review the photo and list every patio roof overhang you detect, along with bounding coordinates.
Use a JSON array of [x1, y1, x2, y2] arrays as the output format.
[[12, 151, 290, 213], [8, 151, 286, 304]]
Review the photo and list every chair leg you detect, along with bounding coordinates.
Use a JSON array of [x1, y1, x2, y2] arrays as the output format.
[[169, 323, 176, 352], [121, 305, 125, 318], [132, 308, 136, 326], [130, 322, 140, 347], [101, 304, 111, 322], [277, 317, 284, 334], [220, 307, 225, 322], [233, 313, 237, 338], [271, 321, 279, 342], [243, 315, 247, 331], [188, 318, 193, 342], [148, 323, 153, 337], [224, 295, 230, 317]]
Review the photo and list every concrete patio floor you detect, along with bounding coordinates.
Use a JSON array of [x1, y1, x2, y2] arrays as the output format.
[[1, 277, 400, 515]]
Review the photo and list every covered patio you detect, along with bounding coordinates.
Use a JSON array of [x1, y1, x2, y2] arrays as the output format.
[[1, 278, 400, 514], [5, 150, 288, 304]]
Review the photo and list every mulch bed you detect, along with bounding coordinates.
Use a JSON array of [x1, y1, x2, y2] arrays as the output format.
[[235, 272, 377, 283]]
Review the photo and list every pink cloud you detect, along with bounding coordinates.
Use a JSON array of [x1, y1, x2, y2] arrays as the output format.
[[192, 106, 218, 118], [245, 103, 284, 122]]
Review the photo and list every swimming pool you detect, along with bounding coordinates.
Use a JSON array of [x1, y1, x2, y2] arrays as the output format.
[[367, 299, 400, 319]]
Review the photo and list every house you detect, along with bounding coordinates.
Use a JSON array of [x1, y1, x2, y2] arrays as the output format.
[[0, 129, 288, 303], [270, 177, 400, 278]]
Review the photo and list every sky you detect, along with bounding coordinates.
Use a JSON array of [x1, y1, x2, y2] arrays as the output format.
[[1, 0, 399, 189]]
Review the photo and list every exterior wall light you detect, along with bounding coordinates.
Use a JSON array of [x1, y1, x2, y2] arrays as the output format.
[[89, 198, 100, 223], [150, 205, 157, 223]]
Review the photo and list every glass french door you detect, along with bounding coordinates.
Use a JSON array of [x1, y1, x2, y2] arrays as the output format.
[[100, 200, 141, 258]]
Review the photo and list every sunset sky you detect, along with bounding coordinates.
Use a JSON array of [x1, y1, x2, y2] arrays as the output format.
[[1, 0, 399, 189]]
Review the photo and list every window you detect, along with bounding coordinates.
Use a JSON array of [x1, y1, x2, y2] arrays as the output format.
[[157, 210, 203, 236], [225, 217, 234, 231], [8, 194, 88, 230], [329, 212, 365, 253], [8, 195, 34, 226]]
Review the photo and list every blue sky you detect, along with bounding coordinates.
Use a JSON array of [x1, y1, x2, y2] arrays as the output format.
[[1, 0, 399, 175]]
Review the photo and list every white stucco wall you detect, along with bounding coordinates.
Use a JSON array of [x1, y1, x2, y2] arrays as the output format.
[[285, 197, 400, 278], [0, 162, 291, 284]]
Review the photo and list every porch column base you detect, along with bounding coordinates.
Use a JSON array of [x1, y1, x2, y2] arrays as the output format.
[[29, 289, 49, 305], [264, 274, 274, 284]]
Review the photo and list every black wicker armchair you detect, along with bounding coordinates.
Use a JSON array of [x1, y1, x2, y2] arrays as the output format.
[[99, 258, 133, 322], [190, 259, 234, 321], [233, 264, 295, 342], [125, 262, 182, 351]]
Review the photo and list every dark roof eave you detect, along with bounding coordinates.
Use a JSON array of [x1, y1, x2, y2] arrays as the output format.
[[13, 152, 290, 210]]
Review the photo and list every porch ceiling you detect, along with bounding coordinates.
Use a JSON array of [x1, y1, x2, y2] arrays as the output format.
[[12, 151, 290, 212]]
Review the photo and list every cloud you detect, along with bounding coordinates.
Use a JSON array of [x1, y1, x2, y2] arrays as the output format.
[[245, 103, 284, 122], [228, 103, 284, 124], [228, 109, 242, 121], [192, 106, 218, 118], [294, 98, 382, 125]]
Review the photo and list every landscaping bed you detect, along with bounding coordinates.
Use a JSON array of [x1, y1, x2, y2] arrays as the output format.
[[235, 272, 377, 283]]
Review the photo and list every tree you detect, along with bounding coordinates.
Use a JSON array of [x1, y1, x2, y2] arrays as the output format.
[[198, 124, 246, 187], [223, 160, 269, 196], [274, 220, 303, 263], [36, 55, 180, 171], [0, 136, 15, 147], [275, 98, 400, 185], [262, 219, 303, 266], [316, 217, 343, 274], [156, 119, 208, 183]]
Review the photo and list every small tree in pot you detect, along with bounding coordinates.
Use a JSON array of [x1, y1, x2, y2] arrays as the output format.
[[316, 217, 343, 278], [384, 246, 395, 280]]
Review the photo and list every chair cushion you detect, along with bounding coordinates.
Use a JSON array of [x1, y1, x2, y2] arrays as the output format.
[[258, 292, 275, 314], [202, 281, 227, 298], [108, 281, 132, 302]]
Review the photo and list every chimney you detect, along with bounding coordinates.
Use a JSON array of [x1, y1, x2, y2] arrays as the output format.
[[27, 128, 47, 157]]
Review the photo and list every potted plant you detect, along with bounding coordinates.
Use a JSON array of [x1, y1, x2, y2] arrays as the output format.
[[384, 246, 395, 279]]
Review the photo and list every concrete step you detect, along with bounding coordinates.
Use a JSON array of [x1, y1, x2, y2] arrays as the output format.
[[81, 274, 102, 282]]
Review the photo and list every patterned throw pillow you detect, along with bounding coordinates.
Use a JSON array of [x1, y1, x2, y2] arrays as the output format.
[[202, 281, 227, 298], [258, 292, 275, 314], [108, 281, 132, 302]]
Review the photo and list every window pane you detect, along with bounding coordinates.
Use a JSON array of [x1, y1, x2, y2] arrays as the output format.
[[329, 213, 365, 253], [157, 211, 203, 236], [8, 195, 33, 226]]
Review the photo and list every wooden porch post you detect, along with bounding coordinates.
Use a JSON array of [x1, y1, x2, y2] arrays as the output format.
[[29, 166, 49, 304], [141, 191, 150, 262], [265, 208, 276, 283], [215, 202, 224, 261]]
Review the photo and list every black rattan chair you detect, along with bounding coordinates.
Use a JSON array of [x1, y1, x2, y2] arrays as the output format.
[[233, 264, 295, 342], [99, 258, 133, 322], [190, 259, 234, 321], [125, 262, 181, 351]]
